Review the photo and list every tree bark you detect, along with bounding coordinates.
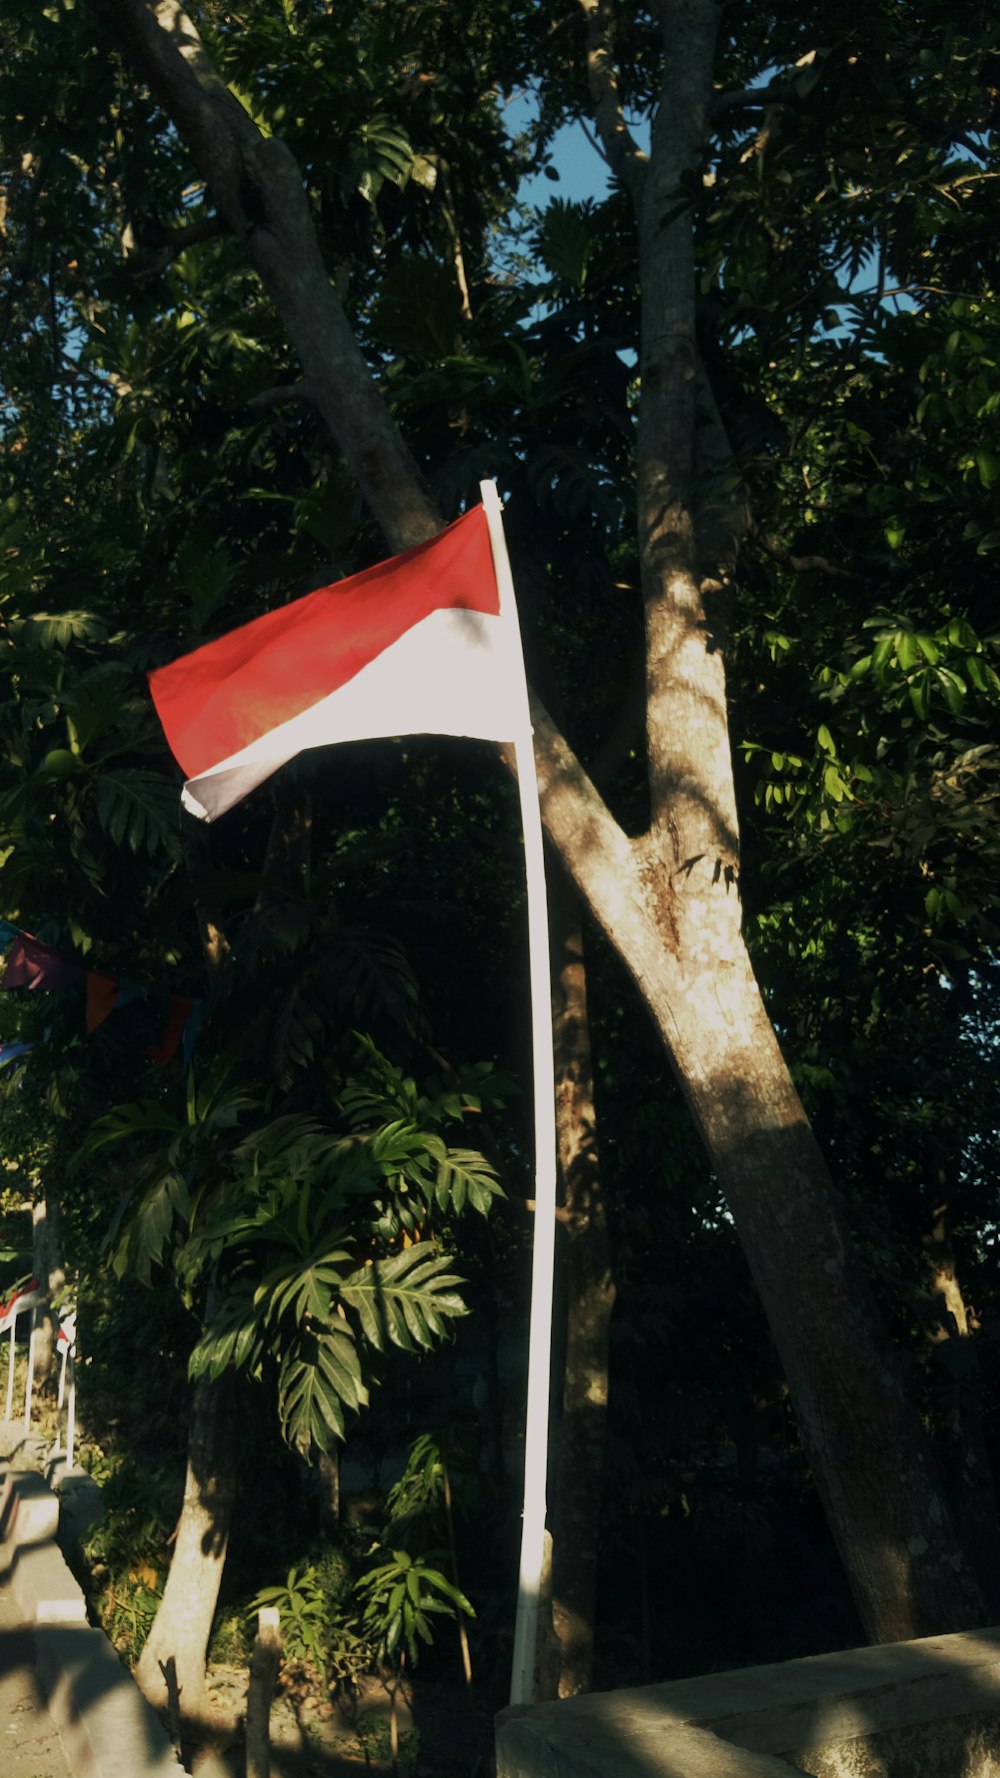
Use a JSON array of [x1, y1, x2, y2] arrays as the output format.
[[547, 870, 616, 1698], [30, 1189, 64, 1386], [611, 900, 986, 1640], [135, 1361, 239, 1723], [245, 1609, 282, 1778], [87, 0, 990, 1643]]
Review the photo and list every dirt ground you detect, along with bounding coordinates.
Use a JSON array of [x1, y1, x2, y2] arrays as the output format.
[[196, 1663, 496, 1778]]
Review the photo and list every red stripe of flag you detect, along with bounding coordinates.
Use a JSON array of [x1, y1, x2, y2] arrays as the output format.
[[148, 506, 498, 780]]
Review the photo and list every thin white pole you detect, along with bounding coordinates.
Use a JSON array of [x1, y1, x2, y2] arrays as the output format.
[[66, 1350, 76, 1469], [480, 483, 558, 1708], [52, 1309, 77, 1466]]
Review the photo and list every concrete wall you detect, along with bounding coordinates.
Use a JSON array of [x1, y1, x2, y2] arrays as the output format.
[[0, 1468, 184, 1778], [496, 1628, 1000, 1778]]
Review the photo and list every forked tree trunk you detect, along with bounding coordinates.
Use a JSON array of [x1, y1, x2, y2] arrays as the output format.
[[581, 0, 985, 1639], [135, 1340, 238, 1722], [547, 872, 616, 1698]]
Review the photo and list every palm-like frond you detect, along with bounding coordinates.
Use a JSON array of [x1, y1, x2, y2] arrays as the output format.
[[341, 1245, 468, 1354], [278, 1325, 368, 1456], [433, 1148, 503, 1216], [255, 1241, 353, 1328], [96, 769, 182, 857], [107, 1166, 190, 1284]]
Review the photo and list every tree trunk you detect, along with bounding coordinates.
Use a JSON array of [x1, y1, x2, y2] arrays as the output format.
[[316, 1445, 341, 1532], [620, 901, 988, 1641], [547, 871, 616, 1698], [245, 1609, 282, 1778], [30, 1190, 64, 1386], [578, 0, 986, 1638], [135, 1363, 238, 1724]]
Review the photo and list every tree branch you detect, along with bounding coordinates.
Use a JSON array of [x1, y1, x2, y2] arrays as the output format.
[[636, 0, 736, 866], [711, 78, 792, 120], [755, 531, 862, 581], [85, 0, 644, 958], [86, 0, 439, 553], [246, 379, 316, 412], [133, 210, 229, 268], [575, 0, 647, 202]]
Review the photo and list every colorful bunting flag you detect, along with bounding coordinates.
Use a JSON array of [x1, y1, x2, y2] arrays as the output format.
[[0, 1042, 33, 1068], [147, 995, 195, 1068], [2, 934, 84, 992], [85, 970, 145, 1034], [0, 923, 200, 1067], [86, 970, 121, 1034]]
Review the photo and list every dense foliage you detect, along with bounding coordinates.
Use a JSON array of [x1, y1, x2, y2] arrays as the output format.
[[1, 0, 999, 1750]]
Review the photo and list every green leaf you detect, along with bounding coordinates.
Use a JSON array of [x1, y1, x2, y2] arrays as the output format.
[[189, 1291, 262, 1380], [908, 672, 930, 720], [534, 198, 596, 290], [173, 537, 239, 634], [256, 1242, 352, 1328], [341, 1245, 468, 1354], [9, 610, 107, 650], [108, 1167, 191, 1284], [343, 114, 414, 209], [934, 667, 966, 713], [823, 764, 849, 803], [976, 449, 1000, 488], [434, 1148, 503, 1217], [278, 1325, 367, 1457], [372, 256, 464, 358], [895, 631, 920, 671], [97, 770, 181, 857], [76, 1099, 180, 1165], [62, 663, 136, 753]]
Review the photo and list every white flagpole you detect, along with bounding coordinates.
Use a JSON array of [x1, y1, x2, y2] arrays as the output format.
[[480, 483, 557, 1707]]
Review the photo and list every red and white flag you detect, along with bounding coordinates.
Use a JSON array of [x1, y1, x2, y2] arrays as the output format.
[[148, 489, 530, 822], [149, 481, 555, 1707]]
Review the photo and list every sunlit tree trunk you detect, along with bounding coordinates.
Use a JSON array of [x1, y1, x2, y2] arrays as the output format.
[[135, 1358, 238, 1723], [30, 1189, 64, 1387]]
